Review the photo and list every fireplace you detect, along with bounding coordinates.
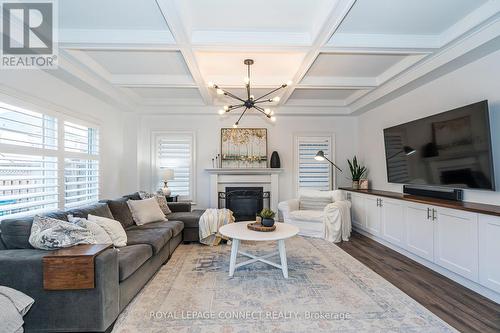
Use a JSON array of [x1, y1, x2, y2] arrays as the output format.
[[219, 187, 269, 222]]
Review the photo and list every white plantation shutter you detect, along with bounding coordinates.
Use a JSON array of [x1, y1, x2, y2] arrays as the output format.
[[0, 101, 100, 219], [296, 135, 332, 191], [155, 132, 194, 200], [64, 159, 99, 208], [0, 153, 58, 219], [0, 103, 57, 149]]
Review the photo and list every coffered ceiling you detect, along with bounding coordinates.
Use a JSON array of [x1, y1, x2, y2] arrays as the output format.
[[39, 0, 500, 114]]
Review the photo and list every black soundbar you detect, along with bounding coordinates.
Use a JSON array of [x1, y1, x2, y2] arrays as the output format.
[[403, 185, 464, 201]]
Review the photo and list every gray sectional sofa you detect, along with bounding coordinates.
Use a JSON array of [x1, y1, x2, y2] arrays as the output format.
[[0, 192, 205, 332]]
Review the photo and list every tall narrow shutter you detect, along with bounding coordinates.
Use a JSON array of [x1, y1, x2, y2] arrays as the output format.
[[297, 136, 332, 191], [64, 121, 99, 154], [0, 102, 57, 149], [156, 133, 193, 199], [64, 158, 99, 208], [0, 153, 58, 219]]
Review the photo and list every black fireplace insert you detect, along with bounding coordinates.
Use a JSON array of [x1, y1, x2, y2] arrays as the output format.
[[219, 187, 270, 222]]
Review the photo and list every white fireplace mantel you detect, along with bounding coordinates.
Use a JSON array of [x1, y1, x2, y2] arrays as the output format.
[[205, 168, 284, 212]]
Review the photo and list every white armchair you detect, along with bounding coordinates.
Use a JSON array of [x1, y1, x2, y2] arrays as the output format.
[[278, 189, 352, 241]]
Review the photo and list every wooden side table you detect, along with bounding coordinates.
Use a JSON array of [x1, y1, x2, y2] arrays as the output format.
[[43, 244, 111, 290]]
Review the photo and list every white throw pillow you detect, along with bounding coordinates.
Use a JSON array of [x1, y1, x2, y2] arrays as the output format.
[[127, 197, 167, 226], [88, 214, 127, 247], [68, 215, 113, 245]]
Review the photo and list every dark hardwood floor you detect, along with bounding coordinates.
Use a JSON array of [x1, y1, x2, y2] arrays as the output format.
[[337, 231, 500, 333]]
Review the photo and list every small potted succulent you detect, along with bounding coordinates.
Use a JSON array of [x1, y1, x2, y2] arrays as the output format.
[[347, 156, 367, 190], [259, 208, 276, 227]]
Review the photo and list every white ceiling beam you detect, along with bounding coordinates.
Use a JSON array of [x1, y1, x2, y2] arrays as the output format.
[[326, 33, 441, 49], [60, 43, 180, 51], [60, 29, 176, 45], [299, 76, 377, 88], [155, 0, 212, 105], [279, 0, 358, 105], [191, 30, 311, 46], [110, 75, 196, 87]]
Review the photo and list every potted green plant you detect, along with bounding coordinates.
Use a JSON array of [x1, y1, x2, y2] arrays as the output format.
[[259, 208, 276, 227], [347, 156, 367, 190]]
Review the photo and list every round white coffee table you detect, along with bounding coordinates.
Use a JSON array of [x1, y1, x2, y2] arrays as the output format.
[[219, 222, 299, 278]]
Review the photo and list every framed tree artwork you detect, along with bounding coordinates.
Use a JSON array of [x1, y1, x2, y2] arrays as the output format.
[[220, 128, 268, 168]]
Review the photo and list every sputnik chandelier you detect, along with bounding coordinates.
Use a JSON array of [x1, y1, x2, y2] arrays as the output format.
[[208, 59, 292, 128]]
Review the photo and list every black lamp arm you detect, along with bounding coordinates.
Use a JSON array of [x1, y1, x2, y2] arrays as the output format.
[[324, 156, 343, 172]]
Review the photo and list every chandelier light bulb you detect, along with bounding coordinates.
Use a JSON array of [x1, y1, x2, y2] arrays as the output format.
[[216, 89, 224, 95], [264, 108, 271, 115], [244, 77, 250, 84], [218, 109, 225, 115], [208, 81, 215, 88], [223, 105, 229, 111], [233, 123, 238, 128], [273, 96, 281, 102], [286, 80, 293, 86], [270, 116, 277, 122], [270, 110, 275, 115], [250, 95, 255, 100]]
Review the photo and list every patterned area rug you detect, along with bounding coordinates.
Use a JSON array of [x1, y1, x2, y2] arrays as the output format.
[[113, 237, 456, 333]]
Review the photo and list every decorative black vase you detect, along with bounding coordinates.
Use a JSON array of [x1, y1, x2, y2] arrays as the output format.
[[270, 151, 281, 168], [262, 218, 275, 227]]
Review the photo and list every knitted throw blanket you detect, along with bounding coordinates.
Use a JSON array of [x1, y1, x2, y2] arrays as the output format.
[[199, 208, 235, 246]]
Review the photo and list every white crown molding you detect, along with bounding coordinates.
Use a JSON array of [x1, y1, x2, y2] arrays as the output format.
[[299, 76, 377, 88], [134, 105, 351, 116], [350, 18, 500, 115], [191, 30, 312, 46], [60, 29, 176, 45]]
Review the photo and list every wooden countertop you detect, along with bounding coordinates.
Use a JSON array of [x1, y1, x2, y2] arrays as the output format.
[[340, 187, 500, 217]]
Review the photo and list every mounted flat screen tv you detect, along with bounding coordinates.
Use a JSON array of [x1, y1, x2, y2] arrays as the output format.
[[383, 100, 495, 190]]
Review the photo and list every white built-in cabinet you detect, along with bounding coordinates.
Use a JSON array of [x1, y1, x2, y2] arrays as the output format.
[[344, 190, 500, 299]]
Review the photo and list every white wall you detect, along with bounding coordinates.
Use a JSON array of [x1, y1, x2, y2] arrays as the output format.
[[122, 113, 358, 208], [0, 70, 125, 199], [357, 49, 500, 205]]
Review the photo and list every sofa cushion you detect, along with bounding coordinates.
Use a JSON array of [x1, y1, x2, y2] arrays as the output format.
[[127, 220, 184, 237], [88, 214, 127, 247], [66, 203, 113, 219], [166, 210, 204, 229], [127, 198, 166, 226], [100, 198, 135, 229], [289, 210, 324, 223], [117, 244, 152, 282], [126, 227, 172, 254], [0, 211, 68, 249]]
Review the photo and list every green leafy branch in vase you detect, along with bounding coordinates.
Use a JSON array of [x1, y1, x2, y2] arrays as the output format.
[[347, 156, 367, 181]]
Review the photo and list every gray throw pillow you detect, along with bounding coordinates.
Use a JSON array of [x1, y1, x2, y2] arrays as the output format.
[[29, 215, 95, 250]]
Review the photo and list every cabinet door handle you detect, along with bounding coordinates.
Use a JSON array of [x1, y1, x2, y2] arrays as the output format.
[[427, 208, 431, 220], [432, 209, 437, 221], [379, 199, 383, 207], [377, 198, 380, 207]]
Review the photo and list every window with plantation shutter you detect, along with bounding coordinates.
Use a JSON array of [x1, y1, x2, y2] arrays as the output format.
[[0, 154, 58, 219], [154, 132, 195, 201], [295, 135, 333, 192], [0, 101, 100, 219]]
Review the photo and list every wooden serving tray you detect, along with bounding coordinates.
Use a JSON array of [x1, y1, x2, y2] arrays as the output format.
[[247, 222, 276, 232], [43, 244, 111, 290]]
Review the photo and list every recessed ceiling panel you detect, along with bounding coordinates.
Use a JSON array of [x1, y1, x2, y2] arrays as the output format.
[[289, 89, 357, 100], [336, 0, 487, 35], [305, 53, 407, 78], [175, 0, 336, 33], [196, 51, 305, 86], [84, 51, 192, 77], [126, 87, 202, 100], [60, 0, 169, 31]]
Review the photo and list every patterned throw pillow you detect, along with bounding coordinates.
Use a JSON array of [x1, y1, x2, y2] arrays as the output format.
[[138, 191, 172, 215], [68, 215, 113, 245], [29, 215, 96, 250]]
